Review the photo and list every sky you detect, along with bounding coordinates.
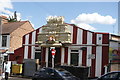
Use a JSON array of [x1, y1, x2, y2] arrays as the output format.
[[0, 0, 119, 34]]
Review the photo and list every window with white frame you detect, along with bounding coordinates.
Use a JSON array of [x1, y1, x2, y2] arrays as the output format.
[[70, 49, 79, 66], [2, 35, 7, 47]]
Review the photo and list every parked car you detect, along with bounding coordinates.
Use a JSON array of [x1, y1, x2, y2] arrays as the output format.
[[32, 67, 80, 80], [97, 71, 120, 80]]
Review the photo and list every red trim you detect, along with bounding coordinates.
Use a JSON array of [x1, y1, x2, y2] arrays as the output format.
[[28, 46, 31, 59], [23, 46, 25, 60], [58, 47, 61, 64], [95, 32, 109, 34], [82, 30, 87, 66], [101, 46, 109, 75], [29, 32, 32, 44], [64, 47, 68, 64], [82, 49, 87, 66], [91, 46, 96, 77], [35, 28, 39, 41], [41, 47, 46, 67], [73, 26, 78, 44], [102, 34, 109, 44], [92, 33, 96, 44], [28, 32, 32, 58], [82, 30, 87, 44], [91, 32, 97, 77]]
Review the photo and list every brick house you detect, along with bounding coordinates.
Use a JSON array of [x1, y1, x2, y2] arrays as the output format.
[[0, 16, 34, 60]]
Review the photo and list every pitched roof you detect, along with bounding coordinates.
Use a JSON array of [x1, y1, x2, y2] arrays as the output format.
[[0, 15, 7, 19], [1, 21, 29, 34]]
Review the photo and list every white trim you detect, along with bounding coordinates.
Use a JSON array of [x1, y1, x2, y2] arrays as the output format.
[[7, 35, 10, 48], [69, 25, 73, 43], [95, 34, 103, 77], [95, 46, 102, 77], [68, 47, 71, 66], [87, 32, 92, 44], [86, 46, 92, 67], [24, 34, 29, 59], [71, 44, 108, 46], [45, 48, 49, 67], [86, 32, 92, 67], [61, 48, 65, 65], [0, 35, 10, 48], [97, 34, 103, 44], [31, 31, 36, 59], [77, 29, 83, 44], [78, 50, 82, 66], [69, 47, 80, 66]]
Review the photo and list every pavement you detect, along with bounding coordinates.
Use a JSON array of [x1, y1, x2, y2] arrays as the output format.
[[1, 76, 32, 80], [2, 77, 32, 80], [1, 77, 97, 80], [0, 75, 98, 80], [1, 77, 98, 80]]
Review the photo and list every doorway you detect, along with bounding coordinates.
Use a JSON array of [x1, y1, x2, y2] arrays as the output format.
[[48, 47, 61, 67]]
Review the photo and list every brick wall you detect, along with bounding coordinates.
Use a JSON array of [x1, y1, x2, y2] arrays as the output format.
[[9, 21, 34, 52]]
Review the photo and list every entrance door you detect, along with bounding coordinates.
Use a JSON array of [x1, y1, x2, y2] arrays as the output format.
[[70, 53, 79, 66], [55, 48, 61, 67], [48, 47, 61, 67]]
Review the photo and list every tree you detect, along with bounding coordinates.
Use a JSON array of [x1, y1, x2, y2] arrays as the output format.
[[7, 11, 18, 22]]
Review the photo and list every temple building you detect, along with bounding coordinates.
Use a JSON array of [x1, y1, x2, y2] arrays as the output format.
[[10, 16, 110, 77]]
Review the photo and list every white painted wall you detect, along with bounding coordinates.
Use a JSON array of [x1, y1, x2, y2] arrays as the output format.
[[24, 34, 29, 59], [95, 34, 103, 77], [31, 31, 36, 59]]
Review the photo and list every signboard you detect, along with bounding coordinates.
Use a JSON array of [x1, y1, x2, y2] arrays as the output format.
[[51, 49, 56, 56], [88, 54, 95, 59]]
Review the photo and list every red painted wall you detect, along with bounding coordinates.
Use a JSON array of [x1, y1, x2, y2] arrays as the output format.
[[9, 47, 24, 64]]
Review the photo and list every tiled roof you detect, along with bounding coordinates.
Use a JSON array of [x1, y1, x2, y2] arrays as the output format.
[[1, 21, 28, 34], [0, 15, 7, 19]]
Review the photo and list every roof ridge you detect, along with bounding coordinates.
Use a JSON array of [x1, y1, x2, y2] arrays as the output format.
[[4, 21, 28, 24]]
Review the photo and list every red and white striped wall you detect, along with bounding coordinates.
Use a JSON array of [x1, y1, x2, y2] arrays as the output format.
[[12, 24, 109, 78], [23, 27, 42, 59]]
